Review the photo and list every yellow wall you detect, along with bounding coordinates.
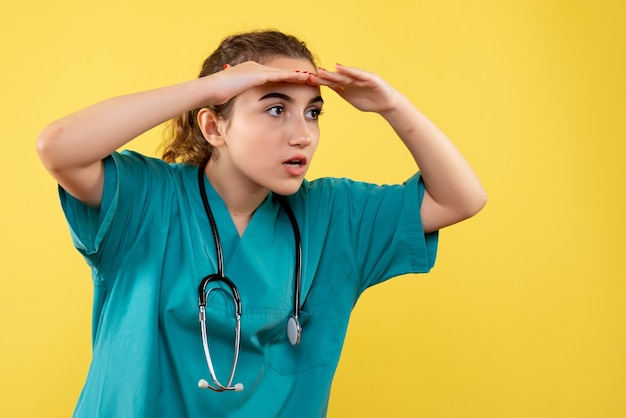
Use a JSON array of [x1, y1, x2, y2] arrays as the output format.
[[2, 0, 625, 416]]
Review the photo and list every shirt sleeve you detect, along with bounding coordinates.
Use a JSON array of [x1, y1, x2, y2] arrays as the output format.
[[59, 151, 168, 282], [303, 173, 438, 294]]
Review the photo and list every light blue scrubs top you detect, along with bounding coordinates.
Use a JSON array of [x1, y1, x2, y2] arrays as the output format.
[[60, 151, 438, 417]]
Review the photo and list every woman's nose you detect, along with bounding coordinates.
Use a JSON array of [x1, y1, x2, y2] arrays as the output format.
[[288, 116, 312, 147]]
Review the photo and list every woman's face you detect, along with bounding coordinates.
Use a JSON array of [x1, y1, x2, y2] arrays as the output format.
[[215, 57, 323, 196]]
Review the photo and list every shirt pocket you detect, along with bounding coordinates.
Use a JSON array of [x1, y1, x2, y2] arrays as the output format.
[[268, 283, 344, 375]]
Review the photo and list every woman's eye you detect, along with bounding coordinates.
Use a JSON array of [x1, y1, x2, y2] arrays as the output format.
[[306, 108, 322, 120], [267, 105, 284, 117]]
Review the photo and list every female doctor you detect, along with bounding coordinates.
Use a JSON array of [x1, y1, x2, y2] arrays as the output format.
[[37, 30, 486, 417]]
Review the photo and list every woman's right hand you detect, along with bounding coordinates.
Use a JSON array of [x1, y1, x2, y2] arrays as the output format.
[[36, 60, 315, 208]]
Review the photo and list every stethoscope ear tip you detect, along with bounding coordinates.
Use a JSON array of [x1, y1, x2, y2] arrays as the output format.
[[198, 379, 244, 392]]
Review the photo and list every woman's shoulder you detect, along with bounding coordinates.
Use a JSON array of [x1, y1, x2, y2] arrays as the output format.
[[297, 174, 419, 198], [289, 176, 380, 215], [104, 150, 200, 210], [298, 176, 359, 194], [290, 174, 422, 218], [113, 150, 187, 169], [110, 150, 197, 181]]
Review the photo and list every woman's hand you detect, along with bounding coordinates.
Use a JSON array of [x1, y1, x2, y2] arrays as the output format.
[[313, 63, 486, 232], [312, 64, 401, 115], [36, 60, 317, 208], [207, 61, 315, 105]]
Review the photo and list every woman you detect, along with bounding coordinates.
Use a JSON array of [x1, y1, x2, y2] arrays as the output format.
[[37, 30, 486, 417]]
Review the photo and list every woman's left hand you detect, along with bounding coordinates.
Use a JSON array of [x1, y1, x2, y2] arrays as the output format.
[[313, 63, 487, 233], [312, 64, 400, 115]]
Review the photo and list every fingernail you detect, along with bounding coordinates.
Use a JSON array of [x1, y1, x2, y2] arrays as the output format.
[[223, 64, 230, 70]]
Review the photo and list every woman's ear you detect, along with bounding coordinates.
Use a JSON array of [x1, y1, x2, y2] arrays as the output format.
[[197, 108, 226, 147]]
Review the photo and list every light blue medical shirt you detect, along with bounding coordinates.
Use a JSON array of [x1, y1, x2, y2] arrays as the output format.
[[60, 151, 438, 417]]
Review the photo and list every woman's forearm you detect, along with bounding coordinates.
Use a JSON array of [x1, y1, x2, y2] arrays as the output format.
[[36, 77, 212, 172], [380, 94, 487, 232]]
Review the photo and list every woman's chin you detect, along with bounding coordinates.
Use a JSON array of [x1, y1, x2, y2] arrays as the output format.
[[271, 179, 304, 196]]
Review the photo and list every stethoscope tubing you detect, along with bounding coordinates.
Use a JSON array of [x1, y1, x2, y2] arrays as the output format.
[[196, 167, 303, 392], [276, 194, 303, 345], [198, 275, 241, 391], [197, 167, 302, 332]]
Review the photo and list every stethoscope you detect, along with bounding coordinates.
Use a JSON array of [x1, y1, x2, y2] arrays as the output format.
[[196, 167, 302, 392]]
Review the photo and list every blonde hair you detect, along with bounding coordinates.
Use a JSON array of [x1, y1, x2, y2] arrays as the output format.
[[161, 30, 317, 166]]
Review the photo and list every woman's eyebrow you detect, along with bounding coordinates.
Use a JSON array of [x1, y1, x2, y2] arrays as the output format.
[[259, 92, 324, 105]]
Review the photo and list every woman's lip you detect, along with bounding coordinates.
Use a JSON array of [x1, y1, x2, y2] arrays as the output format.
[[283, 163, 307, 176], [282, 156, 308, 176], [283, 154, 307, 165]]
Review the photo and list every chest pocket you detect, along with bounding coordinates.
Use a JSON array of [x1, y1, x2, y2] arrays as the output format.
[[268, 283, 346, 375]]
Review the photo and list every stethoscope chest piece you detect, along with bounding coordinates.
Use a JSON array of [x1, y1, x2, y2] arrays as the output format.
[[287, 316, 302, 346]]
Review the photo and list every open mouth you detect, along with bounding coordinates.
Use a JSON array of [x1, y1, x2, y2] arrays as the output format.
[[283, 159, 304, 167]]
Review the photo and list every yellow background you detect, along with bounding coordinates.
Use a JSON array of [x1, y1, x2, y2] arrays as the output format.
[[1, 0, 625, 416]]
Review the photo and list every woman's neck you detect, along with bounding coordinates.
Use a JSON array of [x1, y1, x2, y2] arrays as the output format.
[[204, 160, 269, 236]]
